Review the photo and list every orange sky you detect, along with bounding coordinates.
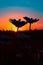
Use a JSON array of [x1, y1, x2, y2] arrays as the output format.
[[0, 13, 43, 31]]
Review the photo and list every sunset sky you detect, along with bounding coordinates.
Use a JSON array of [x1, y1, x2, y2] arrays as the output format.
[[0, 0, 43, 31]]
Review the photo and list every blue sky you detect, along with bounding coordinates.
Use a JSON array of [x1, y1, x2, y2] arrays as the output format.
[[0, 0, 43, 19], [0, 0, 43, 29]]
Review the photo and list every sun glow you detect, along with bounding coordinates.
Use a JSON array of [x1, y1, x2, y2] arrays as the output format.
[[14, 28, 17, 32], [0, 13, 43, 31]]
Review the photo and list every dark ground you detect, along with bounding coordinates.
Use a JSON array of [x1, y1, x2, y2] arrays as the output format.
[[0, 30, 43, 65]]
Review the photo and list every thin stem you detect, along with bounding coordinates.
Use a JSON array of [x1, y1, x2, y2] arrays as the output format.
[[29, 23, 31, 30], [17, 27, 19, 31]]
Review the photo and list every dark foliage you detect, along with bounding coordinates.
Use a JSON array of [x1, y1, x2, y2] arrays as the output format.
[[0, 30, 43, 65]]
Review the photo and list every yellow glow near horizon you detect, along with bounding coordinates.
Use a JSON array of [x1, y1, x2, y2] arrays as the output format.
[[0, 13, 43, 31], [14, 28, 17, 32]]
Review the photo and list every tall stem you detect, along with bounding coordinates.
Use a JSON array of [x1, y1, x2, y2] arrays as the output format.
[[17, 27, 19, 32], [29, 23, 31, 30]]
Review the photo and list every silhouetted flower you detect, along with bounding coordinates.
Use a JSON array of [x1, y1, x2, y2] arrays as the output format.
[[23, 16, 39, 30], [9, 19, 27, 31]]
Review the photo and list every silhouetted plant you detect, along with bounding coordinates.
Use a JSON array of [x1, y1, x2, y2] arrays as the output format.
[[9, 19, 27, 31], [23, 16, 39, 30]]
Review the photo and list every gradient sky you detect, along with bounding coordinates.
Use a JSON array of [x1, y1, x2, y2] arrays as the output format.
[[0, 0, 43, 31]]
